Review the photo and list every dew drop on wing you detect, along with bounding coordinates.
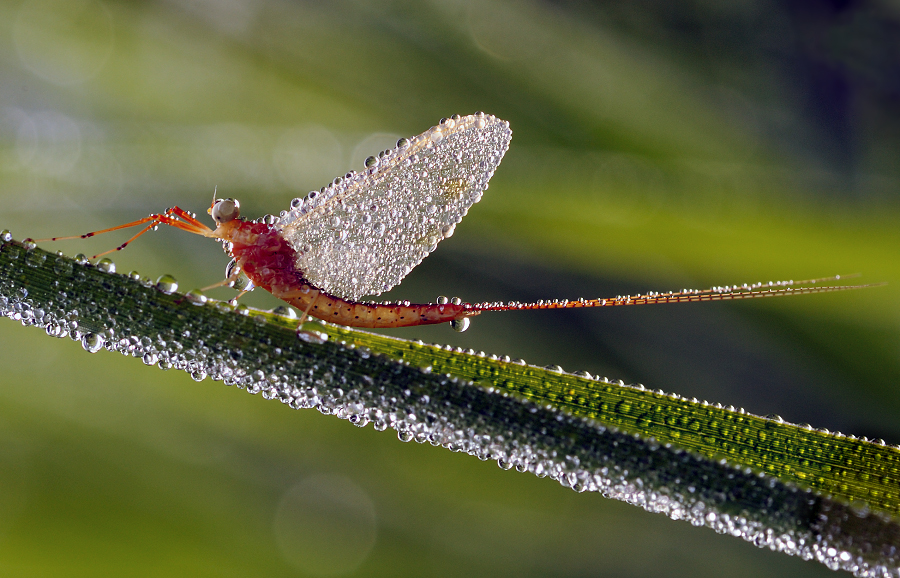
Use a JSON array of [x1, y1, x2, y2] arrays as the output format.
[[275, 114, 511, 303]]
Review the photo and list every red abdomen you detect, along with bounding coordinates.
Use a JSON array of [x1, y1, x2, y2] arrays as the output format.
[[225, 221, 472, 328]]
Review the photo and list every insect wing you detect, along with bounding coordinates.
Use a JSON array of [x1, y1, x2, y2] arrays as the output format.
[[276, 113, 512, 300]]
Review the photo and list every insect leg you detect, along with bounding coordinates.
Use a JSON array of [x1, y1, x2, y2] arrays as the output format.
[[200, 274, 242, 293], [228, 289, 252, 306], [36, 206, 213, 259], [90, 220, 168, 259], [199, 265, 254, 304], [166, 206, 212, 230], [296, 288, 321, 326]]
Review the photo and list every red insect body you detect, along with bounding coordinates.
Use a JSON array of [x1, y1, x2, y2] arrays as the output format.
[[222, 219, 470, 328], [35, 113, 877, 333]]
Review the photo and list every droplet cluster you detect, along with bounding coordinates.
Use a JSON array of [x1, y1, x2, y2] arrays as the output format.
[[276, 113, 511, 300], [1, 236, 898, 577]]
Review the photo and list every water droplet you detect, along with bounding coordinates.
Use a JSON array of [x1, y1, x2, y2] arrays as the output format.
[[81, 333, 103, 353], [74, 253, 89, 265], [22, 238, 37, 250], [230, 272, 254, 292], [25, 249, 46, 267], [451, 316, 470, 332], [0, 230, 11, 242], [156, 274, 178, 294], [436, 295, 449, 304], [186, 289, 207, 304], [45, 322, 66, 338], [51, 257, 74, 276], [272, 305, 297, 319], [396, 137, 409, 148], [398, 430, 414, 442], [95, 258, 115, 273], [297, 330, 327, 343]]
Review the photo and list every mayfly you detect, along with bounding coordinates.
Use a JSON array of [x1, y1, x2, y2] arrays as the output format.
[[36, 113, 873, 333]]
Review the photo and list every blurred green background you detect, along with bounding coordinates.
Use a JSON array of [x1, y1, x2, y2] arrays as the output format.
[[1, 0, 898, 575]]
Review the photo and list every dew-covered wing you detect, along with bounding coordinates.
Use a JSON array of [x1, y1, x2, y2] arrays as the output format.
[[276, 113, 511, 300]]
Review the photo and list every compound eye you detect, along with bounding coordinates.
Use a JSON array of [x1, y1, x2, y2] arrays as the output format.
[[211, 198, 240, 224]]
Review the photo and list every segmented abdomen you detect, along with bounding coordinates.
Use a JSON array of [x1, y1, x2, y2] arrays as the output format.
[[227, 221, 472, 328], [282, 290, 470, 328]]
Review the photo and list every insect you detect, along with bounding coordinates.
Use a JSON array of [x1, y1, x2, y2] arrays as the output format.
[[36, 113, 873, 333]]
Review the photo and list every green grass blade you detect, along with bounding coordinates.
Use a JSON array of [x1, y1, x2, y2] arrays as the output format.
[[2, 238, 898, 576]]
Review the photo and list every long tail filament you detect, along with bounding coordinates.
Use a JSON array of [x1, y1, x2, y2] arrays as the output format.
[[467, 274, 882, 313]]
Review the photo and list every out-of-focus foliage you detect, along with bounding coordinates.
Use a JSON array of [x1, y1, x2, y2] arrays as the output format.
[[0, 1, 897, 576]]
